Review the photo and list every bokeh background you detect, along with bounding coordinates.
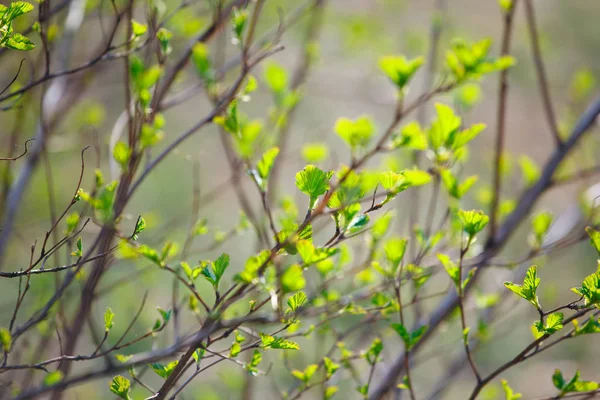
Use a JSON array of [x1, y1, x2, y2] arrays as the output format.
[[1, 0, 600, 398]]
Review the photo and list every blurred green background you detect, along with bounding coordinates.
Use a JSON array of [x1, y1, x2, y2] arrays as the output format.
[[1, 0, 600, 398]]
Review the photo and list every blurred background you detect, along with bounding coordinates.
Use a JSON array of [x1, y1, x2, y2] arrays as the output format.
[[1, 0, 600, 398]]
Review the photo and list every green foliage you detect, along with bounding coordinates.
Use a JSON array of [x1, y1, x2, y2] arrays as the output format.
[[323, 357, 340, 377], [497, 0, 514, 12], [302, 143, 329, 163], [292, 364, 318, 383], [131, 19, 147, 37], [109, 376, 131, 400], [259, 333, 299, 350], [572, 317, 600, 336], [281, 264, 306, 292], [585, 226, 600, 255], [43, 371, 63, 386], [530, 212, 553, 249], [150, 360, 179, 379], [295, 165, 334, 209], [457, 209, 489, 240], [0, 328, 11, 352], [104, 308, 115, 332], [391, 323, 428, 350], [235, 250, 271, 284], [504, 265, 541, 309], [441, 169, 478, 199], [427, 103, 486, 164], [571, 266, 600, 308], [519, 155, 540, 187], [231, 7, 248, 44], [264, 62, 288, 95], [70, 237, 83, 257], [534, 312, 563, 336], [0, 2, 36, 51], [391, 122, 427, 150], [153, 307, 172, 332], [129, 56, 162, 107], [335, 116, 376, 149], [286, 291, 307, 314], [192, 43, 216, 88], [250, 147, 279, 190], [379, 169, 431, 206], [364, 338, 383, 365], [379, 55, 424, 90], [445, 38, 515, 83], [200, 253, 230, 291], [247, 350, 262, 376], [156, 28, 172, 55], [552, 369, 599, 396], [501, 379, 522, 400], [297, 239, 338, 266], [383, 237, 408, 273]]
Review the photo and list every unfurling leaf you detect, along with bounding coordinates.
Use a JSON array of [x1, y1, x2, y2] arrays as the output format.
[[504, 265, 541, 309]]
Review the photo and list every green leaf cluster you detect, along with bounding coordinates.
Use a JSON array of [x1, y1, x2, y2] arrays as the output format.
[[109, 376, 131, 400], [295, 165, 334, 210], [445, 38, 515, 83], [249, 147, 279, 190], [391, 323, 428, 350], [379, 55, 424, 90], [0, 2, 36, 51], [552, 369, 599, 396], [129, 56, 162, 107], [150, 360, 179, 379], [533, 312, 563, 336], [571, 265, 600, 308], [335, 116, 376, 149], [504, 265, 541, 309], [260, 333, 299, 350]]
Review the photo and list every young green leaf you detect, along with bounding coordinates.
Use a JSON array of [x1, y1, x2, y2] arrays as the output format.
[[504, 265, 541, 309], [457, 209, 489, 239], [43, 371, 63, 386], [438, 253, 460, 287], [150, 360, 179, 379], [571, 266, 600, 307], [109, 376, 131, 400], [113, 141, 131, 170], [501, 379, 522, 400], [287, 291, 307, 313], [247, 350, 262, 375], [132, 216, 146, 240], [281, 264, 306, 293], [71, 237, 83, 257], [295, 165, 334, 209], [379, 55, 424, 89], [131, 20, 147, 37], [252, 147, 279, 190], [534, 312, 563, 335], [302, 143, 329, 163], [585, 226, 600, 255], [0, 328, 11, 352], [530, 212, 553, 249], [323, 357, 340, 377], [553, 369, 600, 395], [519, 155, 540, 187], [335, 116, 375, 149], [104, 308, 115, 332], [384, 237, 408, 272], [572, 317, 600, 336], [260, 333, 300, 350], [264, 62, 288, 94]]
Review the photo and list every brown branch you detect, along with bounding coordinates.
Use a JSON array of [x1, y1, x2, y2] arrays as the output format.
[[524, 0, 563, 146], [489, 1, 519, 241]]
